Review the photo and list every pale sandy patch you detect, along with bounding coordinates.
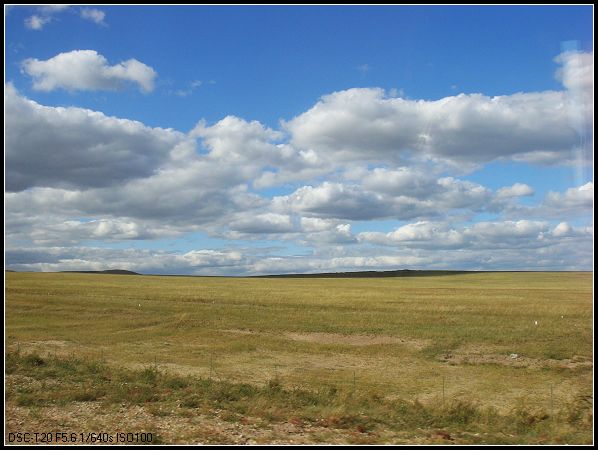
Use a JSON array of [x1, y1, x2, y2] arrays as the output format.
[[438, 346, 592, 369], [283, 331, 430, 349], [220, 329, 430, 349]]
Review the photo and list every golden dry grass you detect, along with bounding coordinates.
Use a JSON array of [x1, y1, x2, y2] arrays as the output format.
[[4, 271, 593, 444]]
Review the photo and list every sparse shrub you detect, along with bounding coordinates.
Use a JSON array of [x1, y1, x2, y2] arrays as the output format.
[[139, 366, 160, 385], [15, 393, 39, 407], [165, 376, 189, 390], [70, 386, 105, 402], [23, 353, 46, 367], [320, 413, 374, 432], [512, 405, 550, 428], [148, 405, 171, 417], [326, 385, 338, 398], [441, 399, 480, 425], [181, 394, 202, 408], [267, 377, 283, 394], [564, 393, 593, 425]]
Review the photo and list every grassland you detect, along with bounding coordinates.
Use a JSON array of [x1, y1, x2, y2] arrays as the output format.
[[5, 271, 593, 444]]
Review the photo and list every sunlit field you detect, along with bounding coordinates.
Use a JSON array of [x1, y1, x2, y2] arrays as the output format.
[[5, 271, 593, 444]]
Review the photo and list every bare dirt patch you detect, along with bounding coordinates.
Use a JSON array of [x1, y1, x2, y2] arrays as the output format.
[[220, 329, 257, 335], [438, 349, 592, 370], [8, 341, 80, 359], [284, 332, 429, 349], [220, 329, 430, 349]]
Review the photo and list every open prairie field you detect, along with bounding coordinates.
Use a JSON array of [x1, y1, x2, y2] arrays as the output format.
[[5, 271, 593, 444]]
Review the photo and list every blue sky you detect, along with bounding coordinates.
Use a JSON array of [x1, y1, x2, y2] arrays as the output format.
[[5, 5, 594, 274]]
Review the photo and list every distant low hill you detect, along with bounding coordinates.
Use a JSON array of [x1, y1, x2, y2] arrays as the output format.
[[61, 269, 141, 275], [253, 269, 475, 278]]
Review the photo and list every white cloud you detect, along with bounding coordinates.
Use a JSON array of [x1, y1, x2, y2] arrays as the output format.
[[6, 246, 251, 276], [272, 171, 498, 222], [22, 50, 157, 93], [361, 167, 440, 197], [544, 182, 593, 210], [358, 219, 593, 255], [25, 15, 51, 30], [24, 6, 93, 31], [273, 182, 390, 221], [80, 8, 106, 25], [552, 222, 573, 237], [283, 86, 582, 168], [191, 116, 285, 163], [300, 217, 339, 233], [24, 6, 71, 31], [359, 221, 465, 248], [465, 220, 548, 242], [5, 50, 594, 274], [24, 6, 108, 31], [497, 183, 534, 198]]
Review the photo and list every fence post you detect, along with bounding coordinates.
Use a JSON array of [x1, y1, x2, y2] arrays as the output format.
[[442, 376, 445, 406], [550, 384, 554, 419]]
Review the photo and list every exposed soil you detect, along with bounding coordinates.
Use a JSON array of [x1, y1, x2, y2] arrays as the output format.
[[437, 351, 592, 370], [4, 397, 498, 445], [5, 395, 449, 445], [221, 329, 430, 349], [284, 332, 429, 349]]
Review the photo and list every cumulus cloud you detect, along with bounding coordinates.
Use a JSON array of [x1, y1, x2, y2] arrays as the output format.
[[21, 50, 157, 93], [284, 85, 586, 168], [191, 116, 336, 191], [503, 182, 593, 222], [465, 220, 549, 244], [544, 182, 593, 210], [359, 221, 465, 249], [552, 222, 573, 237], [5, 50, 594, 274], [496, 183, 534, 198], [271, 171, 498, 222], [5, 85, 182, 191], [191, 115, 285, 163], [358, 219, 594, 253], [272, 182, 390, 221], [17, 218, 163, 244], [287, 50, 590, 173], [361, 167, 441, 197]]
